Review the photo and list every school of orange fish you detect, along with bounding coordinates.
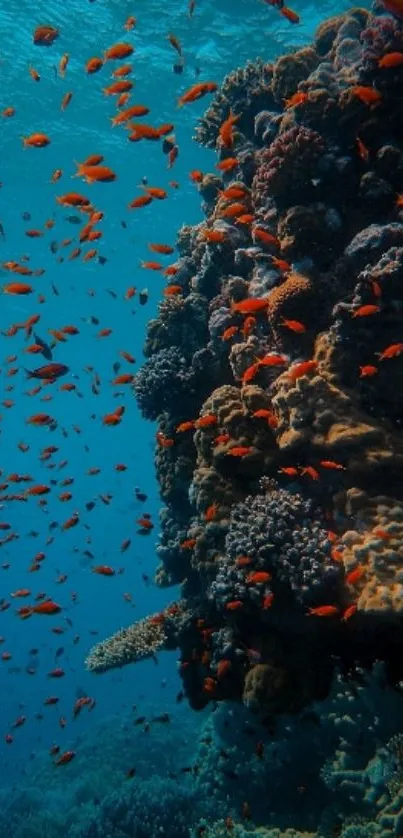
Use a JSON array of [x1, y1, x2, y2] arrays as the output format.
[[5, 0, 403, 774]]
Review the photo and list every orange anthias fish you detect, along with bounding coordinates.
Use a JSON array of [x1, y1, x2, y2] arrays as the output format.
[[22, 133, 51, 148], [350, 86, 382, 106], [177, 82, 218, 107], [378, 51, 403, 68], [219, 111, 240, 148], [75, 163, 117, 184], [231, 298, 269, 314], [352, 304, 380, 318]]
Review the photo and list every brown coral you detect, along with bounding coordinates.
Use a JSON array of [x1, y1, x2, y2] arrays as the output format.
[[336, 488, 403, 615], [272, 47, 319, 103]]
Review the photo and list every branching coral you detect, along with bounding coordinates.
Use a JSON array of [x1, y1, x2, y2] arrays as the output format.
[[86, 615, 170, 673]]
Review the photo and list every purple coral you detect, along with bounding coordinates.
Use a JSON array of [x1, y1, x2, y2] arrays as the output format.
[[210, 486, 343, 609], [252, 126, 326, 210], [133, 347, 196, 421]]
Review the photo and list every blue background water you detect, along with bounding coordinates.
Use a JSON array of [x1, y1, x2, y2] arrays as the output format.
[[0, 0, 369, 818]]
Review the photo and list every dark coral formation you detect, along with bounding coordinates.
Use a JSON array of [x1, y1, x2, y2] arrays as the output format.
[[87, 6, 403, 722]]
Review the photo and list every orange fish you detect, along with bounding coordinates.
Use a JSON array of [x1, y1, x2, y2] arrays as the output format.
[[281, 318, 306, 333], [3, 282, 33, 295], [359, 364, 378, 377], [104, 43, 134, 61], [319, 460, 346, 470], [225, 600, 243, 611], [33, 25, 59, 46], [219, 110, 240, 148], [22, 133, 50, 148], [378, 51, 403, 68], [92, 565, 115, 576], [280, 6, 300, 23], [342, 604, 357, 621], [112, 64, 133, 78], [253, 227, 280, 248], [356, 136, 369, 162], [308, 605, 339, 617], [86, 57, 103, 74], [144, 187, 167, 200], [55, 750, 75, 766], [128, 195, 153, 209], [287, 360, 317, 381], [279, 466, 298, 477], [177, 82, 217, 107], [231, 298, 268, 314], [202, 229, 227, 243], [352, 304, 380, 317], [148, 243, 174, 255], [346, 564, 365, 586], [216, 157, 239, 172], [103, 80, 133, 96], [29, 66, 40, 82], [285, 91, 308, 108], [377, 343, 403, 360], [56, 192, 91, 207], [351, 86, 382, 105], [227, 446, 252, 457], [76, 164, 117, 184], [50, 169, 63, 183], [61, 92, 73, 111], [111, 105, 150, 126], [246, 571, 271, 584], [124, 16, 137, 30]]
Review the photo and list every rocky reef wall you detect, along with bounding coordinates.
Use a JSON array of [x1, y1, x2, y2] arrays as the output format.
[[87, 5, 403, 722]]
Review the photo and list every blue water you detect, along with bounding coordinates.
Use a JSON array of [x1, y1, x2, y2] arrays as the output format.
[[0, 0, 387, 835]]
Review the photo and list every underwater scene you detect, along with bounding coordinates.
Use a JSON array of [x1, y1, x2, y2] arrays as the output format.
[[2, 0, 403, 835]]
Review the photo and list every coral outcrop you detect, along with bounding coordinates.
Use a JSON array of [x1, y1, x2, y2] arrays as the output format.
[[87, 5, 403, 722]]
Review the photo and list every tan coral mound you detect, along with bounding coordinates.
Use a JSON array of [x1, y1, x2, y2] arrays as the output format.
[[243, 661, 314, 716], [267, 273, 315, 329], [337, 488, 403, 615], [271, 364, 383, 456]]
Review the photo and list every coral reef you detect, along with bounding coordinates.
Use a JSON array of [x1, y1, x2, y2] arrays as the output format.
[[88, 4, 403, 728]]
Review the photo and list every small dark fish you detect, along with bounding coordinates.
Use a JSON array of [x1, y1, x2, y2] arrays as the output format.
[[0, 223, 5, 239], [135, 489, 147, 502], [107, 289, 117, 299], [50, 241, 58, 254], [152, 713, 170, 724], [134, 716, 146, 725], [65, 618, 73, 628], [29, 649, 39, 656], [112, 362, 121, 374], [66, 215, 81, 225], [139, 289, 148, 306], [33, 334, 52, 360], [121, 221, 127, 229], [176, 691, 184, 703], [98, 255, 107, 265], [22, 212, 31, 222], [173, 61, 184, 74], [51, 283, 59, 296], [55, 647, 64, 659]]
